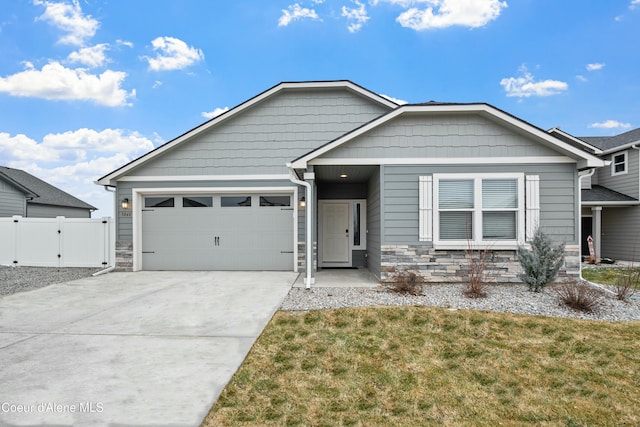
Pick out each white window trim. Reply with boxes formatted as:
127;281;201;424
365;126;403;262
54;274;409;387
432;173;525;250
611;151;628;176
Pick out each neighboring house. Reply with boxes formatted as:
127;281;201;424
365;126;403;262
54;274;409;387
571;128;640;262
96;80;604;282
0;166;96;218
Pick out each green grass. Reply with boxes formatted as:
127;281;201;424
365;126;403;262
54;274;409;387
201;306;640;426
582;266;640;286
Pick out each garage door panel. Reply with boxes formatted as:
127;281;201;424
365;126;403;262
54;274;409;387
141;194;294;271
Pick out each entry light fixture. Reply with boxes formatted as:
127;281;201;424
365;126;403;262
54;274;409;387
299;196;306;208
121;198;130;209
339;173;348;179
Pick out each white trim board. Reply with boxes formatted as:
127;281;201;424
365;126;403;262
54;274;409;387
308;156;576;166
118;174;291;182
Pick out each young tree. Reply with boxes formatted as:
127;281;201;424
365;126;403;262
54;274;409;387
517;228;565;292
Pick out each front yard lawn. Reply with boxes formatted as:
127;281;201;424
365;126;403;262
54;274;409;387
201;306;640;426
582;266;640;287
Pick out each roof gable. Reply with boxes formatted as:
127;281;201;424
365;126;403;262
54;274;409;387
291;103;605;170
96;80;397;186
0;166;96;210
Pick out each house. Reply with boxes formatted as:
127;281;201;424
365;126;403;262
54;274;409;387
568;128;639;262
0;166;96;218
96;80;604;283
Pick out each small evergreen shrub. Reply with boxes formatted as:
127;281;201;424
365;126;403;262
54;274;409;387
554;281;604;313
389;271;422;296
517;228;565;292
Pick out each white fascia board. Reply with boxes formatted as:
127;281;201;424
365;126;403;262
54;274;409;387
98;81;396;186
292;104;605;169
117;174;291;182
582;201;640;206
601;141;640;155
548;127;603;155
308;156;576;166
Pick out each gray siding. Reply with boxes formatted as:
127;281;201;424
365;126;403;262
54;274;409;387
26;204;91;218
382;164;578;246
322;114;564;159
129;89;390;177
0;180;26;216
601;206;640;262
597;148;639;199
116;179;299;242
367;168;381;280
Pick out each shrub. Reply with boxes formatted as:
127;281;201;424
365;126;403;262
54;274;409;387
615;267;640;301
517;228;565;292
554;281;604;313
389;270;422;296
464;246;490;298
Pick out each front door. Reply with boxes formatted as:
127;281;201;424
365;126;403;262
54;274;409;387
320;202;350;265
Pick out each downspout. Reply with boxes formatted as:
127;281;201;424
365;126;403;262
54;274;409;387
287;165;313;289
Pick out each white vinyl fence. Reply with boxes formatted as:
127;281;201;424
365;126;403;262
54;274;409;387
0;216;115;268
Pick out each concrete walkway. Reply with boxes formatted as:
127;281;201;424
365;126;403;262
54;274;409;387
0;271;297;427
293;267;380;288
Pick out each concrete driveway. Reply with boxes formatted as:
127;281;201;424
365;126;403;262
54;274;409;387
0;271;297;426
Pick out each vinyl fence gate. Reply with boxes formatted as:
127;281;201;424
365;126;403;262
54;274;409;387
0;216;115;268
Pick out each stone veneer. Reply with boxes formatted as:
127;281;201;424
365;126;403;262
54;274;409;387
380;244;581;284
297;241;318;273
115;241;133;272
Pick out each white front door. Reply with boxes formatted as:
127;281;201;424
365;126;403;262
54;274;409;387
321;202;350;264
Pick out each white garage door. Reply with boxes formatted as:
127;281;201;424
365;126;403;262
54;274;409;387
141;193;294;270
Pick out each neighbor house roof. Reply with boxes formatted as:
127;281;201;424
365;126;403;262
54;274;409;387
580;128;640;153
0;166;96;210
290;103;606;170
582;185;639;206
96;80;398;186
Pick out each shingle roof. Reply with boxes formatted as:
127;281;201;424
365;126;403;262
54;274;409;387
580;128;640;151
0;166;96;210
582;185;639;204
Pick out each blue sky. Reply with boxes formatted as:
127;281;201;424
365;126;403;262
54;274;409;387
1;0;639;217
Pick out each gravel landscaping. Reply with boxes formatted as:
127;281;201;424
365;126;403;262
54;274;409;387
281;283;640;322
3;266;638;322
0;266;103;296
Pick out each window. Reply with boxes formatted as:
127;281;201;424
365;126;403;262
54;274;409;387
259;196;290;207
221;196;252;207
144;197;174;208
424;173;527;249
183;196;212;207
611;151;627;176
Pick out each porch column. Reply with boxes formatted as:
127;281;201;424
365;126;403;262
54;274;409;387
591;206;602;259
303;171;316;284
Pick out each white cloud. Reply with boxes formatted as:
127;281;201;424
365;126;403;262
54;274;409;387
380;93;408;104
500;66;568;98
152;80;163;89
390;0;507;30
116;39;134;48
202;107;229;119
588;120;632;129
278;3;320;26
631;0;640;9
67;43;109;68
576;75;588;82
342;1;370;32
145;36;204;71
0;129;156;215
586;63;605;71
34;0;99;46
0;61;134;106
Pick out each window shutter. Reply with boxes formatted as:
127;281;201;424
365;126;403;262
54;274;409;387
525;175;540;241
419;176;433;241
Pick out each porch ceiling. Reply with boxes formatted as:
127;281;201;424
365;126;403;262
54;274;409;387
314;165;378;183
